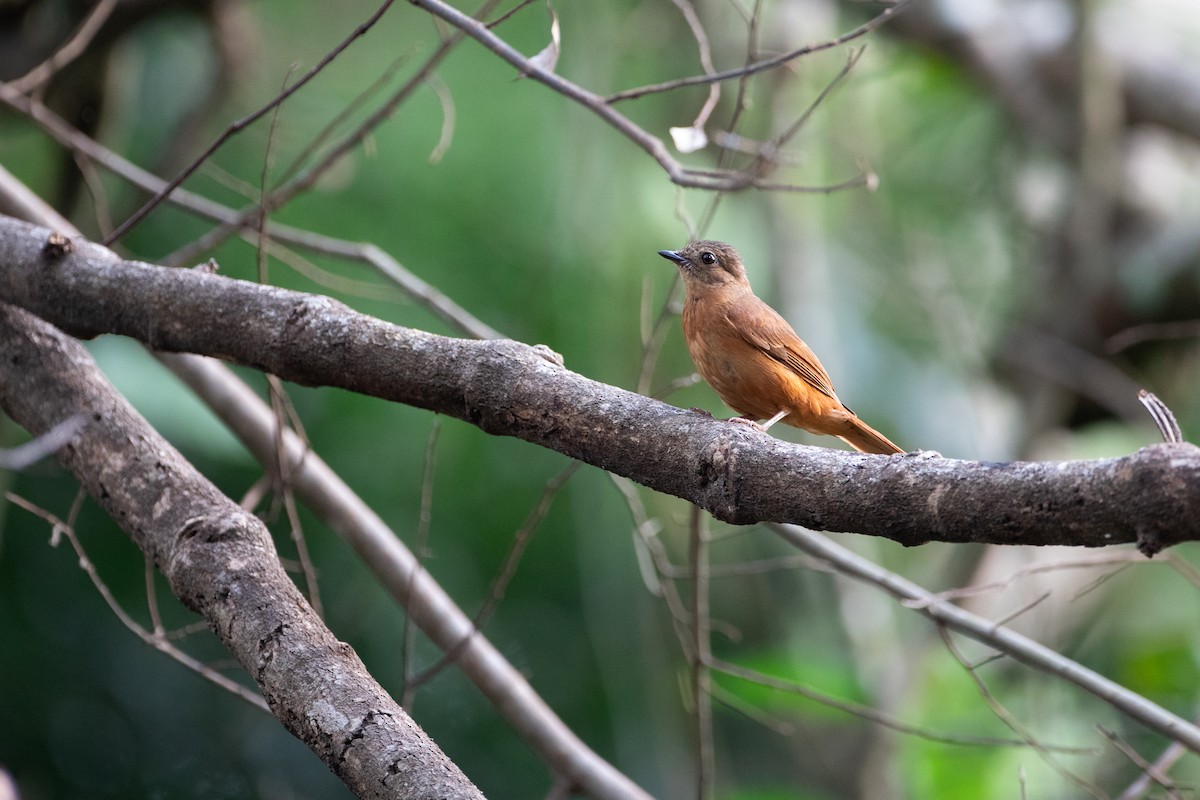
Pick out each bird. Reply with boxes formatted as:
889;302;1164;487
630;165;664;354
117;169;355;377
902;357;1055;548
658;240;903;455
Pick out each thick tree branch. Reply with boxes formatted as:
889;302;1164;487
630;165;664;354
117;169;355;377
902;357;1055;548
1;214;1197;553
0;306;481;798
157;352;654;800
0;178;649;800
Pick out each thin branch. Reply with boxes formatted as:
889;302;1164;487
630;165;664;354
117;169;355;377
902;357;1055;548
0;89;500;338
670;0;721;133
159;15;472;269
426;72;457;164
689;505;715;798
101;0;398;244
938;627;1106;798
902;551;1146;606
1098;726;1186;800
485;0;540;29
607;473;695;654
1115;739;1192;800
274;52;412;187
402;416;441;709
5;0;118;94
0;414;87;471
407;0;888;192
768;523;1200;754
6;491;270;712
406;460;581;691
764;47;865;159
1106;321;1200;353
605;0;913;103
708;656;1090;751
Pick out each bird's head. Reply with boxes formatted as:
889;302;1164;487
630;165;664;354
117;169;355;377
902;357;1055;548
657;241;749;289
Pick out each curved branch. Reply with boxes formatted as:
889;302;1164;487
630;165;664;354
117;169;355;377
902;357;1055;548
0;215;1196;553
0;301;482;799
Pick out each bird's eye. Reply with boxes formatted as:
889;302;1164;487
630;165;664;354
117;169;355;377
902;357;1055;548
700;251;717;265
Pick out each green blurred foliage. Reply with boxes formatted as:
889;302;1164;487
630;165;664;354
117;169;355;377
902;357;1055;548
2;1;1199;799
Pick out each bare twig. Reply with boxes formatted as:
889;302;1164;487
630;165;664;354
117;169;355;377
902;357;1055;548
274;52;412;186
6;491;270;712
406;460;581;691
1138;390;1184;444
605;0;913;103
426;73;457;164
101;0;398;244
764;47;865;160
689;505;715;798
0;89;500;338
902;551;1146;606
1098;726;1185;800
1115;739;1191;800
486;0;540;29
5;0;118;94
159;16;470;269
407;0;886;192
938;628;1105;798
768;523;1200;754
607;473;696;659
709;656;1091;751
669;0;721;133
402;416;441;709
0;414;87;471
1106;321;1200;353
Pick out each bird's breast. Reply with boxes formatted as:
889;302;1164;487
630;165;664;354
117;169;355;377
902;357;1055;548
682;293;836;424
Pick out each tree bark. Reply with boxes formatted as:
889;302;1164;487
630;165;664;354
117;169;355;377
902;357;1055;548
1;213;1197;554
0;299;482;798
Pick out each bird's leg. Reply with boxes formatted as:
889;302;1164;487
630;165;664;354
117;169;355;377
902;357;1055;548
759;409;790;431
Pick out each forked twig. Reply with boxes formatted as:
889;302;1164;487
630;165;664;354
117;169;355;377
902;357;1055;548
102;0;398;244
6;491;269;711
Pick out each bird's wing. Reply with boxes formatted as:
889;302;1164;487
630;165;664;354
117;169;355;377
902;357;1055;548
724;300;839;400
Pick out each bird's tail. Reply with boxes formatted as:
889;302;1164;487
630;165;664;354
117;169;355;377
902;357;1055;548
838;415;904;455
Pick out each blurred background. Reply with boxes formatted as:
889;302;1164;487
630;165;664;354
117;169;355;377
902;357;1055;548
2;0;1200;797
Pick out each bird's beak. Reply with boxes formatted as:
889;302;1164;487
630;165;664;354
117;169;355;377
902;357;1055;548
658;249;687;266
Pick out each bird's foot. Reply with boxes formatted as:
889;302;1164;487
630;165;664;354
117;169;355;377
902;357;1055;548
727;415;768;432
724;409;789;433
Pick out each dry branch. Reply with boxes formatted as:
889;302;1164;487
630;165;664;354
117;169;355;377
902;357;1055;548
1;214;1197;553
0;257;482;800
0;179;649;800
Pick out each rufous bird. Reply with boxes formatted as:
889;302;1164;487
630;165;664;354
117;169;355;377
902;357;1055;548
658;241;903;455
